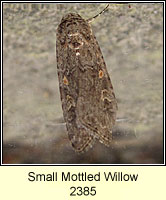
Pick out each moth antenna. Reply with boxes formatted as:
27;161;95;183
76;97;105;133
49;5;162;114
87;4;110;23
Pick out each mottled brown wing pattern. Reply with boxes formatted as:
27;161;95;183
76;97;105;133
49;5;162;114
56;13;117;153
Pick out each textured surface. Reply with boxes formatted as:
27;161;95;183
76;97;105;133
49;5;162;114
3;3;163;164
56;12;117;152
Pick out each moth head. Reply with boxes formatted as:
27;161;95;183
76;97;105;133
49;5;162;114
59;13;83;31
61;13;82;22
58;13;92;47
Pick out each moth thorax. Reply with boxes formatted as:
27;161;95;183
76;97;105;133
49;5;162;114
68;33;84;49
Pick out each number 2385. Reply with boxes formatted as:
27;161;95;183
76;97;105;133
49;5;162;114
70;186;96;196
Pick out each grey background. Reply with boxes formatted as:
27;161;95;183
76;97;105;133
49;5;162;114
3;3;163;164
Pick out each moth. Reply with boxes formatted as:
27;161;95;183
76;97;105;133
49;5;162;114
56;5;118;153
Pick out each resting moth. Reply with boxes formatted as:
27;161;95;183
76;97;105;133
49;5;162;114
56;5;118;153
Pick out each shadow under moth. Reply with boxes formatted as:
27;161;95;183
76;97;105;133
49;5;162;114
56;5;118;153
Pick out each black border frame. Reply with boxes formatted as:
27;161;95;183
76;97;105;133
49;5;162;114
1;1;165;166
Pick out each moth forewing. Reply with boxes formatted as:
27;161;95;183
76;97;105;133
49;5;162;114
56;6;117;153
